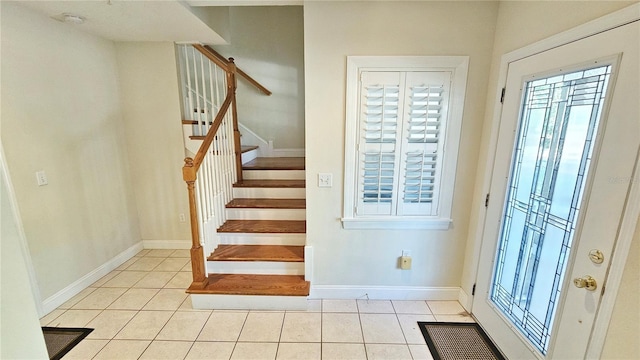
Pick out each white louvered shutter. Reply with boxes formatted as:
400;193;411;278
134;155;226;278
397;72;451;216
356;72;404;215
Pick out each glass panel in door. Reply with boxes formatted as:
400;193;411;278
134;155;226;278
490;65;612;355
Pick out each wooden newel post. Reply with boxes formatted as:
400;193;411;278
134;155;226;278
183;157;208;290
228;58;244;183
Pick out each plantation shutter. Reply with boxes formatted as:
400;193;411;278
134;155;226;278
356;72;404;215
397;72;451;216
355;71;451;217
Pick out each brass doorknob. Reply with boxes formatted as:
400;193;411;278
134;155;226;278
573;276;597;291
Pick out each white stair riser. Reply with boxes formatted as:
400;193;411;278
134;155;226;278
233;187;305;199
241;149;259;164
226;208;305;220
191;294;308;310
183;124;201;155
218;233;306;246
207;261;304;275
243;170;305;180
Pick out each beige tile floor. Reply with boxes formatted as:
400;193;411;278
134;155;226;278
40;249;474;360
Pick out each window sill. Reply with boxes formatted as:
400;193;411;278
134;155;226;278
341;217;452;230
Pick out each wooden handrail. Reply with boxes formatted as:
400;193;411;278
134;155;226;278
236;68;272;96
190;94;233;172
182;46;248;291
193;44;229;71
182;92;232;291
203;45;272;96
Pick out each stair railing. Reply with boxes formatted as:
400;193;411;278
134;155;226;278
178;44;270;290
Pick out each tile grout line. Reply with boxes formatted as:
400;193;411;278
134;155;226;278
185;310;215;360
355;301;369;360
133;252;176;359
228;309;250;359
92;253;174;359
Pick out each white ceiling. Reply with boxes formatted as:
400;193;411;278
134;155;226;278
187;0;302;6
16;0;227;43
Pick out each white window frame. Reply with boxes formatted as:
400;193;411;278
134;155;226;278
342;56;469;230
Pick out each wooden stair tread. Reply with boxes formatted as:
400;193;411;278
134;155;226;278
227;198;305;209
182;120;212;125
209;245;304;262
241;145;259;153
234;180;305;188
189;135;205;140
188;274;310;296
218;220;306;233
242;157;305;170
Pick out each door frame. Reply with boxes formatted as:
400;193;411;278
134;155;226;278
464;3;640;358
0;143;44;316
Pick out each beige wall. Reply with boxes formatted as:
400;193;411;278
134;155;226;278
213;6;305;150
304;1;498;288
460;0;638;357
115;42;191;244
1;160;49;359
1;3;141;299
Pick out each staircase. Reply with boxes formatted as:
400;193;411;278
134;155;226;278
187;157;310;310
178;44;308;310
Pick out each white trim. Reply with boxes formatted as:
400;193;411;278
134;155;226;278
190;294;308;310
309;285;462;301
206;261;304;275
506;5;640;64
304;245;313;282
458;288;471;312
142;240;191;249
243;170;305;180
219;233;305;246
239;122;270;157
341;217;451;230
241;147;258;164
237;123;305;158
0;144;44;316
343;56;468;229
464;3;640;312
226;208;306;221
41;242;143;314
587;147;640;359
272;148;305;157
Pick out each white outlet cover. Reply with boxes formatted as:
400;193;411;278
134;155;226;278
318;173;333;188
36;170;48;186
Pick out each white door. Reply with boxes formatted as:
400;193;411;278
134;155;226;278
473;20;639;359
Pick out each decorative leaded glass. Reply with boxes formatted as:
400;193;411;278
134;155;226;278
490;65;612;354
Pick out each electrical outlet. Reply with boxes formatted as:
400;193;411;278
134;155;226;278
36;170;48;186
400;255;412;270
318;173;333;188
179;213;186;223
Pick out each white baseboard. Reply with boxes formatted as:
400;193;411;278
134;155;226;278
41;241;144;314
142;240;191;249
309;285;462;300
191;294;308;310
458;288;471;312
272;148;305;157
